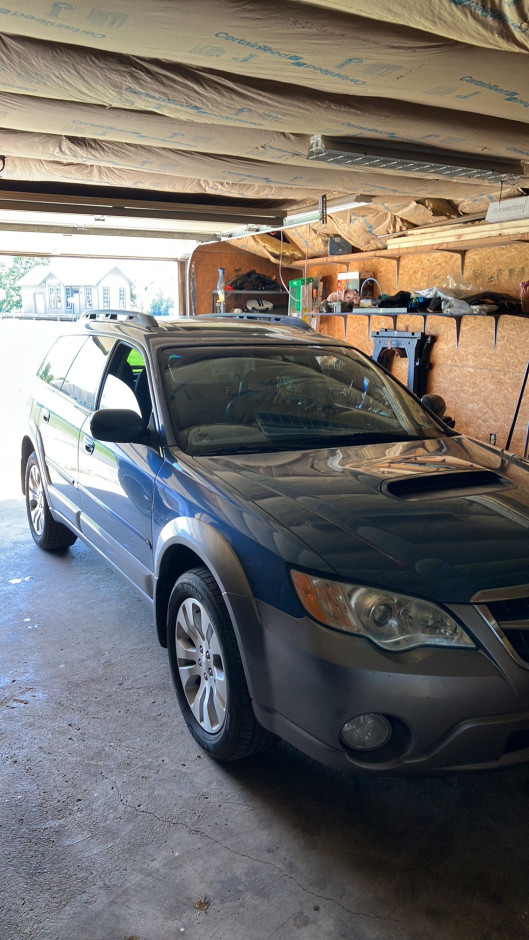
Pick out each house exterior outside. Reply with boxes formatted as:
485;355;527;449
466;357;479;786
17;261;136;319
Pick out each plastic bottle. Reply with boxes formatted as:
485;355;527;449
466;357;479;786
217;268;225;314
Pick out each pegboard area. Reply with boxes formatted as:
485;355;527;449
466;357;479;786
305;244;529;454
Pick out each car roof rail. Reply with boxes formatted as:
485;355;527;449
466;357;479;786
79;310;158;327
203;312;314;331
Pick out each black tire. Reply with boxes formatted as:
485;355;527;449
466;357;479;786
167;566;273;761
25;452;77;551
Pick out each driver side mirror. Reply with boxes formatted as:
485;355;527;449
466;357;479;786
90;408;155;445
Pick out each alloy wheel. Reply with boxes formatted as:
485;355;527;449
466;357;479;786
175;597;227;734
28;463;45;537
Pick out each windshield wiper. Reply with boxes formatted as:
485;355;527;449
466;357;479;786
190;431;435;457
261;430;427;446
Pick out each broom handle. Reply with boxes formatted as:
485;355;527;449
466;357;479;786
505;360;529;451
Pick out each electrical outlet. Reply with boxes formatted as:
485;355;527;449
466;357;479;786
489;433;497;446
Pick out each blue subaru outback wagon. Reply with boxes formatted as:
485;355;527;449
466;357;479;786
21;311;529;773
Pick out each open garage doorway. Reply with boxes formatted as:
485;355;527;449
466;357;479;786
0;255;183;321
0;253;184;499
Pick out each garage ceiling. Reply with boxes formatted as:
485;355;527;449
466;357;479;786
0;0;528;251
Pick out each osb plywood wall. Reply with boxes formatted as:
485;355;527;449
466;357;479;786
305;245;529;455
191;241;298;316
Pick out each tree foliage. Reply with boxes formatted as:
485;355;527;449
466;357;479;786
0;256;47;312
148;290;172;318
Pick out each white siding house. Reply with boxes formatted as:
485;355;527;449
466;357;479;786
17;261;136;319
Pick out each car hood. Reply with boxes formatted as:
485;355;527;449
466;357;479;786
200;436;529;603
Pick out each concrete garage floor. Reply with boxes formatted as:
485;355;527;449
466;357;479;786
2;321;529;940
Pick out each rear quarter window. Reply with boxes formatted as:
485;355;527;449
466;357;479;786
37;335;88;390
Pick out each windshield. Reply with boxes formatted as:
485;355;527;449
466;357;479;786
160;344;446;456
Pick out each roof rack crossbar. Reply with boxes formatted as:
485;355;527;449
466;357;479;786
79;309;158;327
203;313;314;331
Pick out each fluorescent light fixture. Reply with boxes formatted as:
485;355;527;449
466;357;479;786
282;208;320;225
307;135;522;183
283;196;372;227
326;196;372;213
336;271;359;282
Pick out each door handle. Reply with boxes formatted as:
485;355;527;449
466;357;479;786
42;409;50;422
83;435;95;455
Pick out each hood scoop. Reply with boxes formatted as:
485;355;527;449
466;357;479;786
383;469;513;501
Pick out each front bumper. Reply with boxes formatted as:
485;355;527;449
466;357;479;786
246;599;529;774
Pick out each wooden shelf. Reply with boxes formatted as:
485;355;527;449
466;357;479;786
289;250;400;269
288;218;529;267
211;288;288;312
385;217;529;249
314;306;529;350
212;290;288;295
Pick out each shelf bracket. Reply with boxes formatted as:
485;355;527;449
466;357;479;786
450;249;466;276
493;314;501;349
454;315;463;349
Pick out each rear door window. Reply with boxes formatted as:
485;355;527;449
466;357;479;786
37;335;88;390
61;335;115;409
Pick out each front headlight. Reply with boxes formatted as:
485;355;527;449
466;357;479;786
291;571;475;651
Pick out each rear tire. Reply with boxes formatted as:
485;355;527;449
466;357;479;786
167;566;273;761
25;452;77;551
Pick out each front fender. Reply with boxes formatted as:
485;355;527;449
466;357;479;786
154;517;270;703
155;515;258;599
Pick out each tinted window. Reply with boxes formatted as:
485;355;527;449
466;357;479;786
161;344;445;456
37;335;87;390
61;335;114;409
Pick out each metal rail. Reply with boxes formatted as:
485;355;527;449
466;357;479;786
79;310;158;327
202;313;314;331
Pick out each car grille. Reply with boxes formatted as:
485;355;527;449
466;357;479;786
484;596;529;667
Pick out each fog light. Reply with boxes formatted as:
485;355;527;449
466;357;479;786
341;713;392;751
